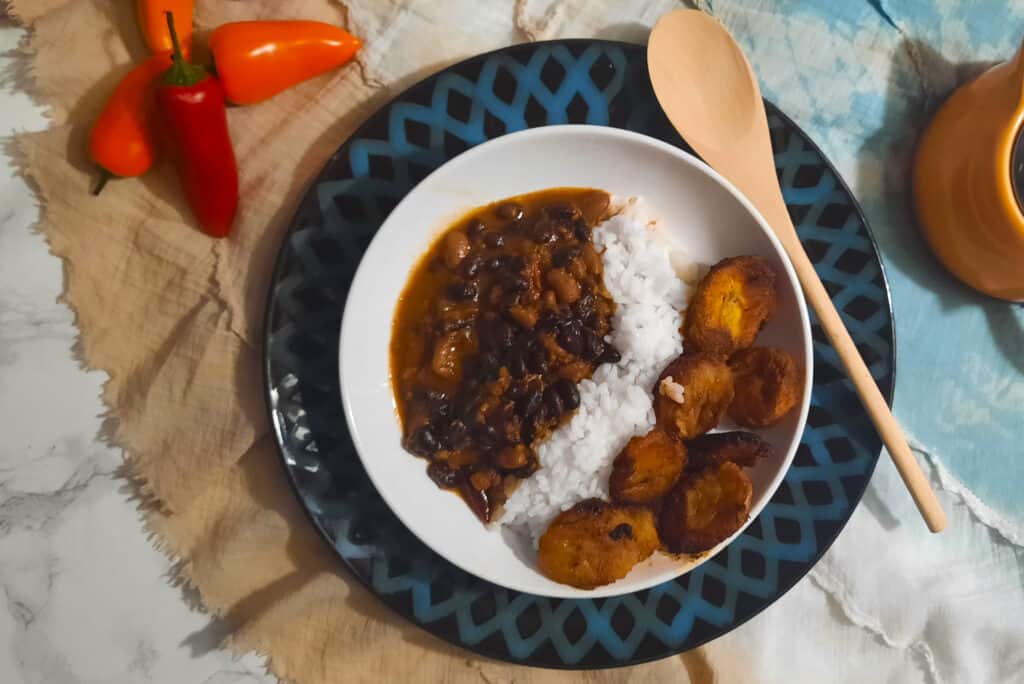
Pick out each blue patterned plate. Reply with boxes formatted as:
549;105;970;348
264;40;894;668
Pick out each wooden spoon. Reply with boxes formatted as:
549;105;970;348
648;9;947;532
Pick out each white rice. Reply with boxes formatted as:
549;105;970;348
499;197;691;544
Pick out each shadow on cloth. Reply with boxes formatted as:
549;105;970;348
178;436;468;661
175;55;509;664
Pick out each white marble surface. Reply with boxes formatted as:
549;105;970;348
0;20;274;684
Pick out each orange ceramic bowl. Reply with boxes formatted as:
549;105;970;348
913;41;1024;302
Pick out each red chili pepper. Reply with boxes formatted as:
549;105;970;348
156;12;238;237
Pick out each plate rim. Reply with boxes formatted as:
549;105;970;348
261;37;897;668
337;123;814;598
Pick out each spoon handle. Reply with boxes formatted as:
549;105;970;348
778;228;948;532
645;7;945;531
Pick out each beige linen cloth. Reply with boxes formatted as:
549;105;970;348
8;0;728;681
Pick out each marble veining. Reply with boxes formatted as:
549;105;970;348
0;20;275;684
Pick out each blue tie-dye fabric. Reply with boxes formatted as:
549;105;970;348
711;0;1024;527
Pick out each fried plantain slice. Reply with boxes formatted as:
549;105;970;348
683;256;777;358
728;347;803;428
537;499;660;589
686;431;775;472
654;353;735;440
610;429;687;504
658;462;753;554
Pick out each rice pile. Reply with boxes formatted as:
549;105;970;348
499;198;691;544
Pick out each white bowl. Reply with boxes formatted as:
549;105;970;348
340;125;812;599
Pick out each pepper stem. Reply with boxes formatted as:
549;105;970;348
160;12;206;87
91;169;111;197
165;11;186;65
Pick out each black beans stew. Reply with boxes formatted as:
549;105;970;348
390;188;618;522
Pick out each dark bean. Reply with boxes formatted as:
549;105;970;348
582;329;605;362
506;274;529;292
412;426;439;455
423;388;450;403
427;462;463;489
496;202;524;221
557;321;583;355
476;422;501;449
544;387;564;419
525;393;545;420
573;219;591;242
466;218;487;238
508;350;527;378
494;321;514;350
435;427;453;450
481;319;513;350
537;312;559;331
532;227;557;244
447;280;478;301
520;420;536;445
597;345;621;365
545;203;581;222
430;401;453;422
482;231;505;248
527;410;549;439
478;349;500;370
512;332;532;352
609;523;633;540
527;345;548;374
584;312;601;330
519;390;543;419
443;419;469;449
572;293;595;319
554;378;580;410
509;255;527;271
473;351;500;380
502;294;524;313
494;407;522;445
461;254;485;278
553;246;581;267
485;256;506;271
453;395;478;419
503;419;523;444
505;383;525;401
482;362;501;381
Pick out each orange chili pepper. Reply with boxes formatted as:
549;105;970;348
209;21;361;105
88;51;173;192
137;0;192;55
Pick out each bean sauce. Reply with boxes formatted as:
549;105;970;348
390;188;616;522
